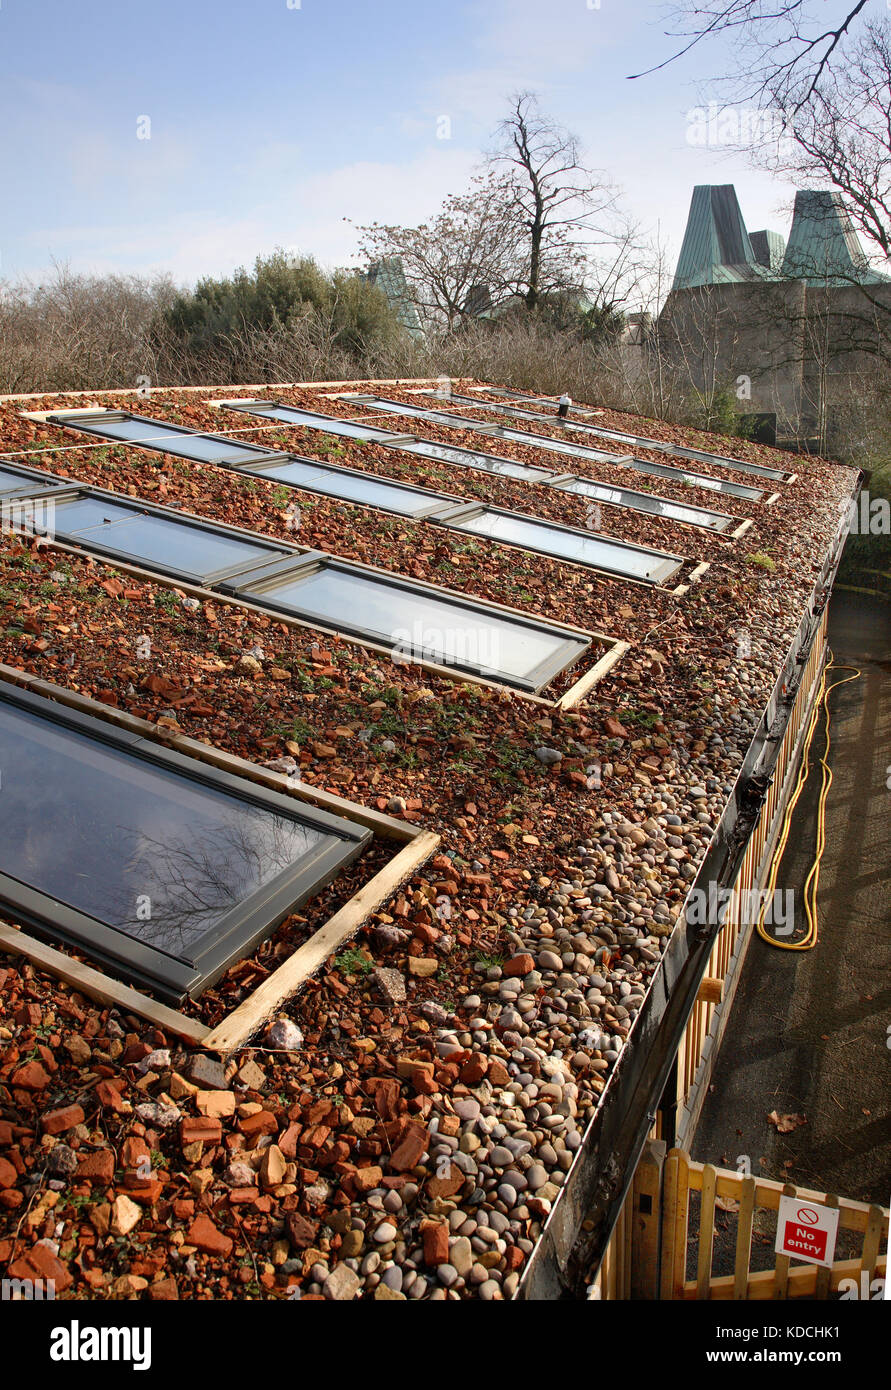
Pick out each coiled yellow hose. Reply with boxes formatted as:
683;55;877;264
756;651;861;951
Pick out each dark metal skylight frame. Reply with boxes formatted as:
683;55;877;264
44;407;458;520
234;454;461;519
336;396;766;501
47;409;288;468
219;553;591;695
432;502;686;585
382;436;557;484
461;389;795;483
30;485;295;587
551;476;737;532
0;682;370;1004
0;459;71;499
218;399;408;443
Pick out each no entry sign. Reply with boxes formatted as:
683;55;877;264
775;1195;840;1268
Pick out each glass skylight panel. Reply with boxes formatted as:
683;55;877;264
390;438;554;483
245;458;453;517
553;476;735;531
0;685;370;1002
348;397;764;495
457;392;792;482
221;401;400;442
443;508;684;584
0;463;66;497
48;411;283;467
229;560;589;694
492;427;765;500
45;494;291;584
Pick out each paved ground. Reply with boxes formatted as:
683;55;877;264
692;590;890;1267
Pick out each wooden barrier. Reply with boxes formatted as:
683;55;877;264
589;1143;888;1301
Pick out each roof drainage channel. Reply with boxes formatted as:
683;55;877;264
433;503;685;585
6;465;593;697
459;390;794;483
343;396;765;501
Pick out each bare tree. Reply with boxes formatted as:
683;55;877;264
488;92;618;310
355;174;526;330
638;0;871;106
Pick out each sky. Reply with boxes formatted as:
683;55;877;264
0;0;805;300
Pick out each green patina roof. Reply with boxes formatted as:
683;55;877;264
673;184;888;292
364;257;425;336
781;190;889;286
749;229;786;275
672;185;770;291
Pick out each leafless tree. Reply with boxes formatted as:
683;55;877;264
355;174;526;330
488;91;619;310
638;0;871;106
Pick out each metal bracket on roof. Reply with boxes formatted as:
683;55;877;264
210;452;287;468
427;501;486;526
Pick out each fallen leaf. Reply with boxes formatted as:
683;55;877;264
767;1110;807;1133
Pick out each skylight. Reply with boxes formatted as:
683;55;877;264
223;556;590;694
0;462;68;497
463;390;794;483
339;396;766;500
552;476;736;531
386;437;555;483
239;456;457;518
435;505;685;584
219;400;402;442
0;684;370;1003
44;491;292;585
48;410;286;468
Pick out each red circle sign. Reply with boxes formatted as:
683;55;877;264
796;1206;820;1225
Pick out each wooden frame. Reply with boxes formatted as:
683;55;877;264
8;522;626;711
0;665;439;1053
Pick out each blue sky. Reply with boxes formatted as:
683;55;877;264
0;0;802;299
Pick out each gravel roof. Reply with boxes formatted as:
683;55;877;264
0;380;859;1301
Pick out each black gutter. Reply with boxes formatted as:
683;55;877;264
516;489;859;1300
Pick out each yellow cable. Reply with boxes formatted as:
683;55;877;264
756;650;860;950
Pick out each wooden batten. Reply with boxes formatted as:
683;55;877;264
0;921;210;1045
200;829;440;1054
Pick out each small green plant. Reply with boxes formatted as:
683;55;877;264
334;946;372;976
473;951;505;970
746;551;777;571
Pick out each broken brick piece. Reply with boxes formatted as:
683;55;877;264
186;1214;233;1257
40;1105;85;1136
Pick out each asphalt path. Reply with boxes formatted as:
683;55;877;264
692;590;890;1270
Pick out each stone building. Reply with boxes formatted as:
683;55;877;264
657;185;891;446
